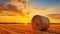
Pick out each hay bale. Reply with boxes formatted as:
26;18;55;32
31;15;50;31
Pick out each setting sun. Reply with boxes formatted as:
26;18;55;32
0;0;60;23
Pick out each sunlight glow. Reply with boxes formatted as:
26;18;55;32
0;0;60;23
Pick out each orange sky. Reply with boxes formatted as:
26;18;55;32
0;0;60;23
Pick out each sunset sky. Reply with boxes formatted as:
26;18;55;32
0;0;60;23
0;0;60;8
0;0;60;14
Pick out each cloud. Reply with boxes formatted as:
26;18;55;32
47;14;60;19
0;4;22;16
37;7;60;16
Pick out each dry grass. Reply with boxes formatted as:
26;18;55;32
0;23;60;34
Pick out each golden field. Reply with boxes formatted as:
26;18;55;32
0;23;60;34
